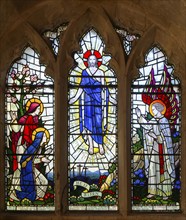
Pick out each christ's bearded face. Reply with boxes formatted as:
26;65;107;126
88;55;97;67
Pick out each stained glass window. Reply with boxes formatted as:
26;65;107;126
68;29;118;211
131;46;181;211
44;23;68;55
5;47;55;211
115;28;139;55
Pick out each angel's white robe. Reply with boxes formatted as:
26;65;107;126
138;115;175;197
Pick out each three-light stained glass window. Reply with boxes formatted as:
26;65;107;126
4;28;182;214
68;29;118;211
131;46;181;211
5;47;55;211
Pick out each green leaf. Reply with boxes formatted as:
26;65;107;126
146;112;153;121
33;200;45;205
137;127;143;140
133;141;143;154
108;163;116;173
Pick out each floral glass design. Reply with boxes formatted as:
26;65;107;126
131;46;181;211
44;23;68;55
115;28;139;55
68;29;118;211
5;47;55;211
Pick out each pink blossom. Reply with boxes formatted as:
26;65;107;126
22;65;30;76
30;74;38;82
11;70;16;80
11;97;17;103
25;87;30;92
12;83;20;91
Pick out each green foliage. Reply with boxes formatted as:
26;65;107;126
90;184;98;190
133;185;147;201
136;127;143;141
172;188;180;202
103;195;116;205
172;136;180;143
21;198;32;206
146;112;153;121
132;127;144;154
6;147;13;155
77;196;85;202
47;185;54;194
9;200;20;206
77;199;103;205
33;200;45;205
141;196;178;205
110;183;117;193
38;118;44;127
108;163;116;173
69;196;77;203
132;141;143;154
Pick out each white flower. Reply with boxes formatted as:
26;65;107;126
132;133;140;144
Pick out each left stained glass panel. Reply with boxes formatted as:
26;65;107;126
5;47;55;211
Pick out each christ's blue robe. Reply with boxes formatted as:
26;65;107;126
79;69;109;144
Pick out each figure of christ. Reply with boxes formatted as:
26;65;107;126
69;54;115;155
136;100;175;200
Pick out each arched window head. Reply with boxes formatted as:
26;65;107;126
131;46;181;211
5;47;55;211
68;29;118;211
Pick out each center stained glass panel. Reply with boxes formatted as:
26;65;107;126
68;29;118;210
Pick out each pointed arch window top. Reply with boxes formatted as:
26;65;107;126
7;47;54;86
135;47;180;86
73;29;115;74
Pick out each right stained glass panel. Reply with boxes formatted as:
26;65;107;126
131;46;181;211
